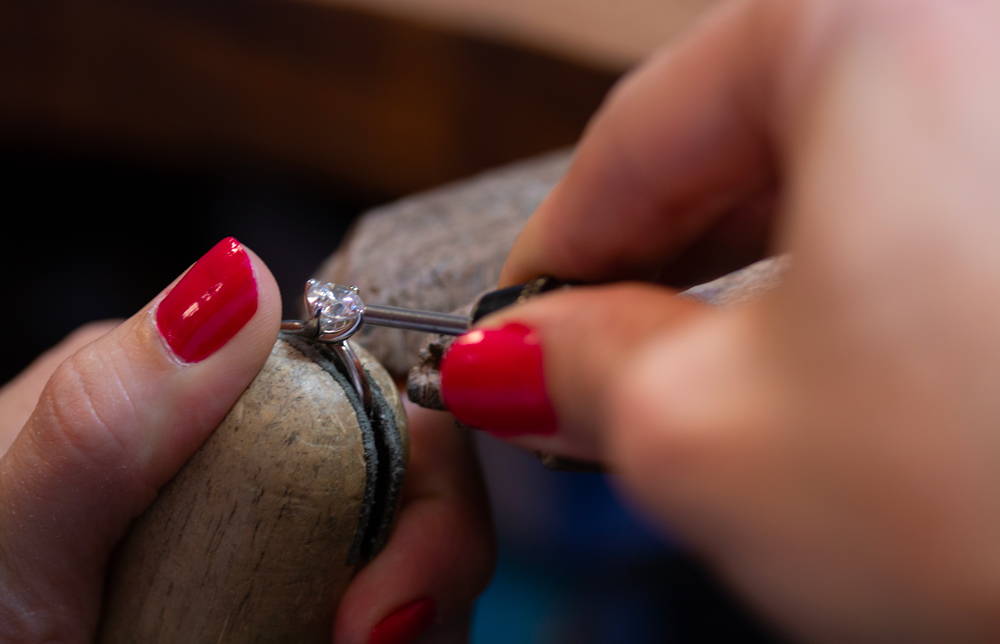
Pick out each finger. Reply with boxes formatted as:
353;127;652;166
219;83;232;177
435;280;784;540
604;8;1000;642
500;0;776;287
440;284;714;462
0;320;120;455
605;300;780;546
0;237;280;639
333;399;495;644
436;283;785;607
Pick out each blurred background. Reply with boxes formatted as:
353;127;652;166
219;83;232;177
1;0;784;641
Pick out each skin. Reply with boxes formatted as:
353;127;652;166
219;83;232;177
488;0;1000;641
0;249;493;643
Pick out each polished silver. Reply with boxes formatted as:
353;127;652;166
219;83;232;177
361;303;468;336
328;340;372;413
281;279;469;410
281;279;468;342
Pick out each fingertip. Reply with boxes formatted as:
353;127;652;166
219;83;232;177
332;404;494;644
441;322;558;440
241;243;281;326
334;498;493;644
0;238;289;639
234;242;283;354
9;235;285;523
441;284;707;461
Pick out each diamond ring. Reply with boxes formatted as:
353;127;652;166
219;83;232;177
281;279;468;343
281;279;470;410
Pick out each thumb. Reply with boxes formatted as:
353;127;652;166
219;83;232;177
0;237;280;639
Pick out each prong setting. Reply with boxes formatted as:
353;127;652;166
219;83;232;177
302;280;367;342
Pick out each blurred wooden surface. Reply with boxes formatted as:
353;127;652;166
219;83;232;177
0;0;715;196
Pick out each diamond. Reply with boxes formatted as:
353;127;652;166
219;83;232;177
304;281;365;336
304;279;332;313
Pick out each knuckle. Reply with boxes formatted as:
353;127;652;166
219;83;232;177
33;345;138;470
0;572;76;644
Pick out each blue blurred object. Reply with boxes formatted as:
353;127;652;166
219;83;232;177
470;436;784;644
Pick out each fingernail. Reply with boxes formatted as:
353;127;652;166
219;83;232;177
440;322;558;437
155;237;258;362
368;598;435;644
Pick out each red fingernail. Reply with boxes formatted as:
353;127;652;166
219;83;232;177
155;237;258;363
368;598;435;644
440;322;558;437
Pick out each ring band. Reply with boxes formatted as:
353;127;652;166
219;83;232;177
281;279;468;407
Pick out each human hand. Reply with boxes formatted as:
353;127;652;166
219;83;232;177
333;399;494;644
0;238;492;643
439;1;1000;641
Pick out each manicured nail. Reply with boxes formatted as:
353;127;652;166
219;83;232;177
440;322;558;437
368;598;435;644
155;237;258;362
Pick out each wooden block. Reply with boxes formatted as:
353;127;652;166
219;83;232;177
99;336;406;643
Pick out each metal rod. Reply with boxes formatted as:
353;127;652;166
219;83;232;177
362;304;469;336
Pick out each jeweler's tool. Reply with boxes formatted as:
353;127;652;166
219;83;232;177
281;277;566;343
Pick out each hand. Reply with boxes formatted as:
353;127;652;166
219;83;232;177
439;1;1000;641
333;399;494;644
0;238;492;643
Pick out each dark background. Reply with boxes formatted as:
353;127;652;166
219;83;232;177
1;145;368;382
0;0;617;380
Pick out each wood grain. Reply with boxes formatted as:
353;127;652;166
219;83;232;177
99;338;406;643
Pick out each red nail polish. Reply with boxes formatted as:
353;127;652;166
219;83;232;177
155;237;258;363
368;598;435;644
440;322;558;437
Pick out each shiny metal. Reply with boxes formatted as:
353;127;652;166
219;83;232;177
328;341;372;413
279;318;314;334
362;304;468;336
280;282;469;342
281;279;469;408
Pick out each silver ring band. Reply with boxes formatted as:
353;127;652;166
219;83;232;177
281;279;468;407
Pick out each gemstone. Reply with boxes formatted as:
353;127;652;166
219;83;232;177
305;280;365;336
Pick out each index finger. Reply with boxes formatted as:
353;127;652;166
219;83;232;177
332;399;494;644
500;0;775;287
